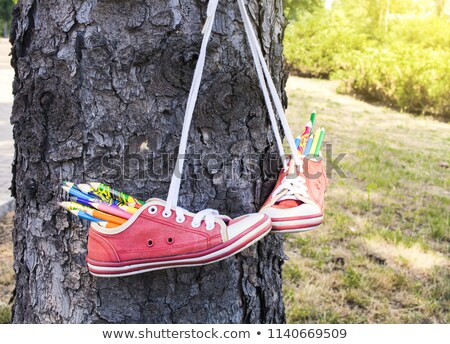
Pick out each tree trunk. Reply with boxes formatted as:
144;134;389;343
10;0;288;324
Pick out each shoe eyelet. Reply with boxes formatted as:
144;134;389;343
162;210;172;218
191;221;201;228
167;237;174;245
148;206;158;215
206;223;215;231
147;239;154;247
176;216;185;223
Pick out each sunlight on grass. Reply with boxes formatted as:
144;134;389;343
364;239;449;275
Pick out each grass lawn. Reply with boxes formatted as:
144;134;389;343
283;77;449;323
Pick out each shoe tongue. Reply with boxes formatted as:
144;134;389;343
274;199;303;209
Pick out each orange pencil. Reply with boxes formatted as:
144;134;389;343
60;202;126;225
86;208;126;225
97;221;120;229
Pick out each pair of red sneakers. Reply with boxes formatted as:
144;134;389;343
86;157;327;277
84;0;328;277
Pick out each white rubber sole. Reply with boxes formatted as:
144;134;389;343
272;216;323;233
273;225;321;234
88;217;272;277
272;216;323;228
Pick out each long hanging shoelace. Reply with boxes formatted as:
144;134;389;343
236;0;301;167
164;0;303;216
237;0;307;203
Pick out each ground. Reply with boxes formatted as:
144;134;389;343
0;212;13;323
0;76;448;323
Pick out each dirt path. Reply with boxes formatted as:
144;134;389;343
0;212;13;323
286;77;449;153
0;38;14;216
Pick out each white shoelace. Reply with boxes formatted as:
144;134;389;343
165;0;303;220
237;0;306;203
164;0;219;215
170;207;219;230
272;175;309;202
237;0;301;168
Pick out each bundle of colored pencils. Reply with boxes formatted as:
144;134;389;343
294;111;325;156
60;181;145;228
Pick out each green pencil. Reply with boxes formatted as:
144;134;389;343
313;128;325;156
309;128;321;156
310;111;316;128
90;182;145;209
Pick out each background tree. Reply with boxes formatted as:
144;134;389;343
0;0;15;37
10;0;288;323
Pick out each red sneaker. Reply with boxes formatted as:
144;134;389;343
260;157;328;233
86;199;272;277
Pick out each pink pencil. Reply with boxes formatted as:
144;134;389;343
90;202;133;220
298;121;312;154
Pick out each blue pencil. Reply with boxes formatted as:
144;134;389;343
70;197;93;208
67;209;102;222
294;135;301;149
62;186;99;203
303;136;314;156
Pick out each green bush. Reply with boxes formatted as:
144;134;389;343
284;7;450;120
340;45;450;118
284;10;372;78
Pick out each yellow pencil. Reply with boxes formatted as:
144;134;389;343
117;204;138;214
309;129;321;155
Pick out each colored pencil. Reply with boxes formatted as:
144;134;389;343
309;129;321;156
67;208;117;228
90;202;132;219
60;202;126;225
313;128;325;156
303;136;314;156
63;181;102;199
90;182;144;209
62;186;99;203
67;209;102;223
77;183;116;204
310;111;316;128
116;203;138;214
294;135;301;149
97;221;120;229
70;197;133;219
298;121;312;154
84;207;126;225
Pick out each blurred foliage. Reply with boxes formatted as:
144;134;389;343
284;0;323;20
0;0;16;37
0;0;15;22
284;0;450;119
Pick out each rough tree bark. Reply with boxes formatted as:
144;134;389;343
10;0;288;323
